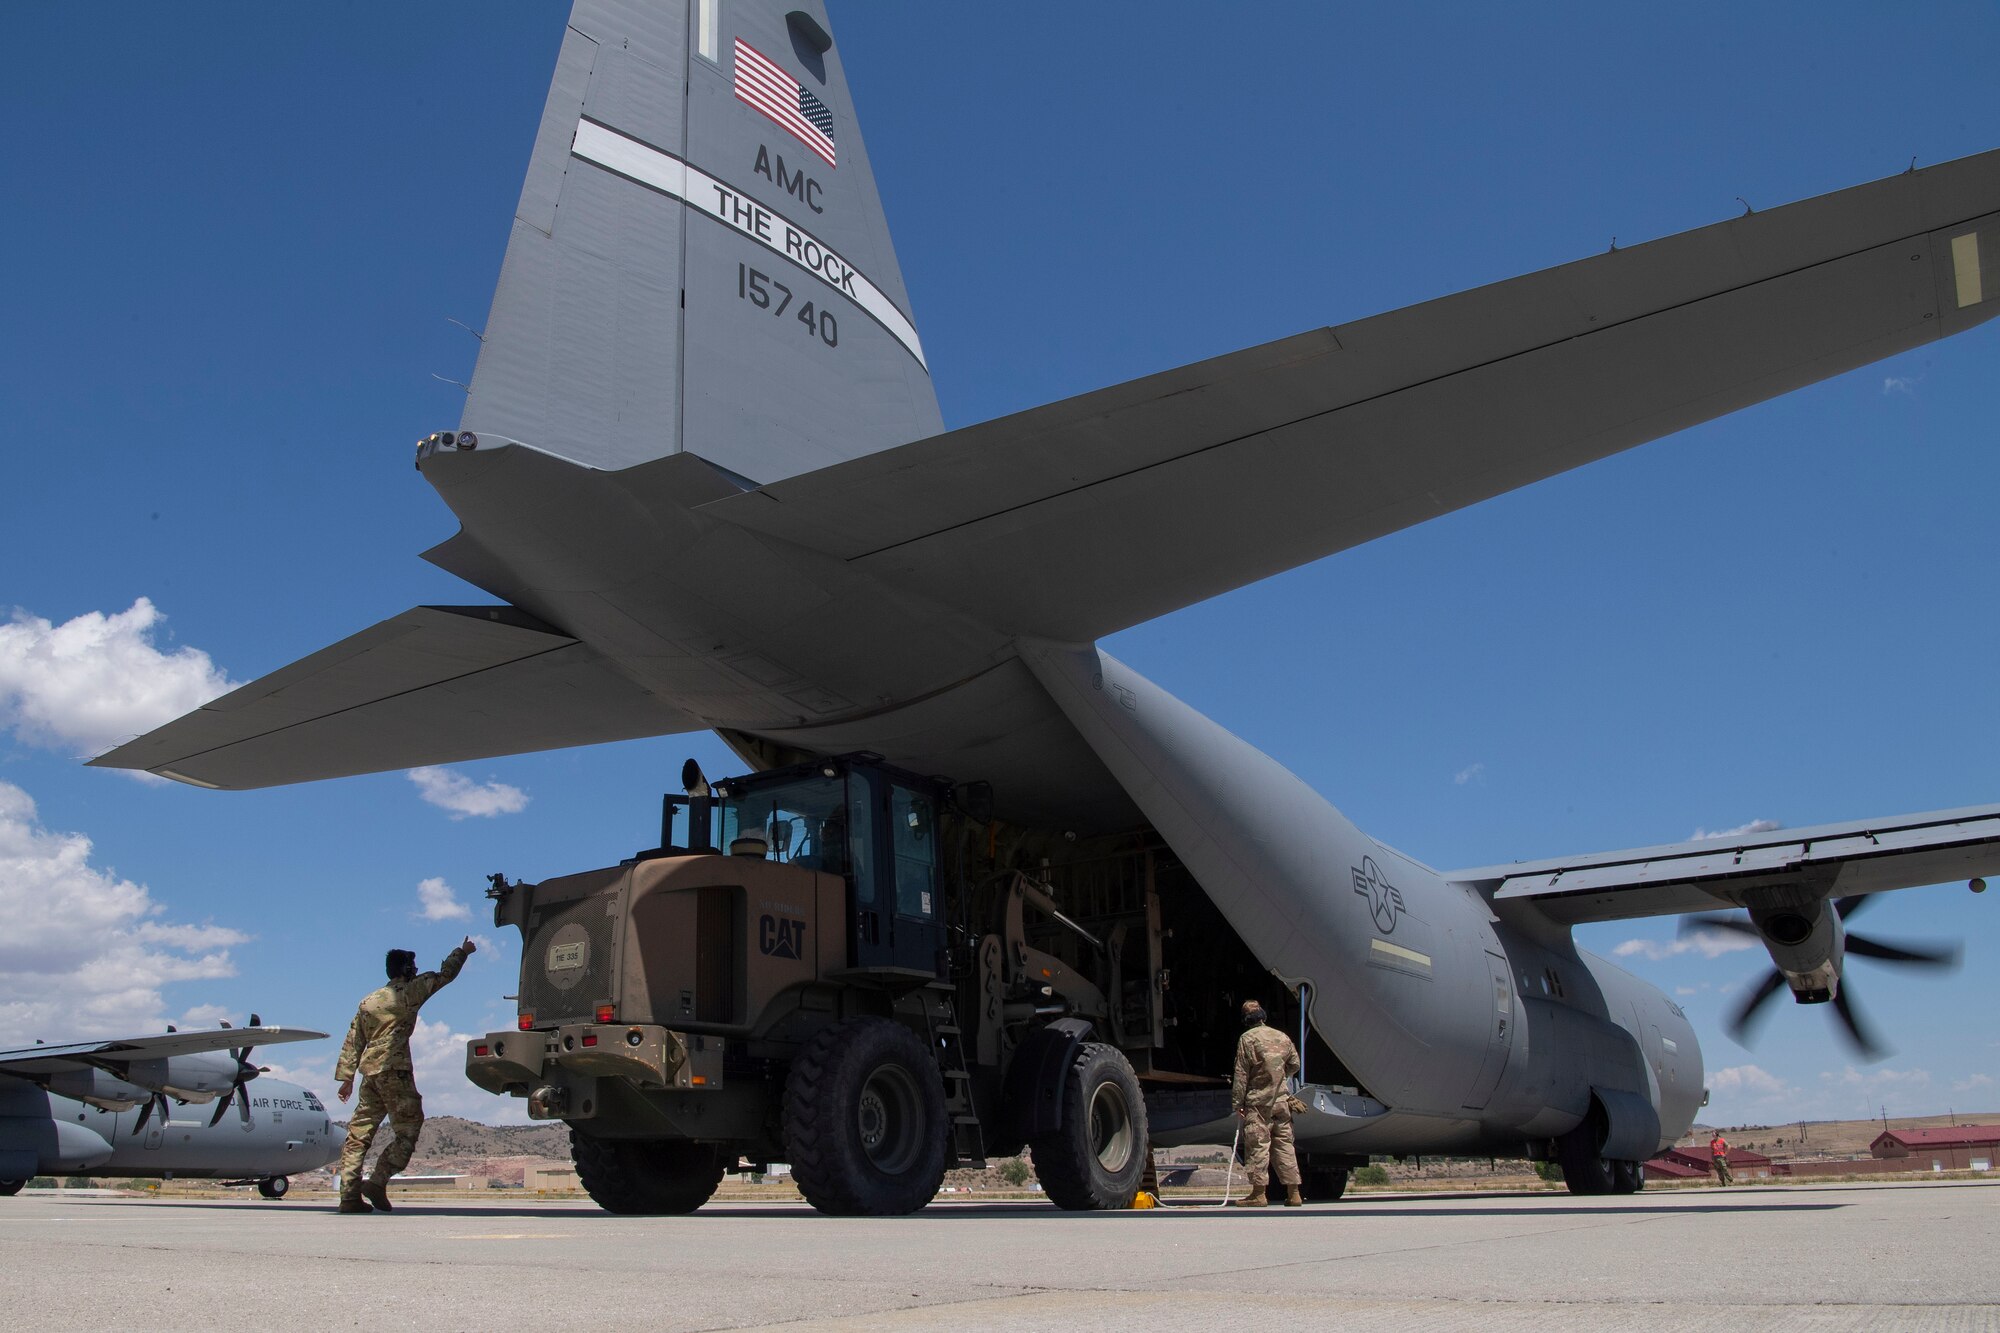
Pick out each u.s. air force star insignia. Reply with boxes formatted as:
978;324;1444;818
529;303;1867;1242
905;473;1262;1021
1352;856;1406;933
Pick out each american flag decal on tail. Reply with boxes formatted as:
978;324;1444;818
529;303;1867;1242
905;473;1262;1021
734;39;836;168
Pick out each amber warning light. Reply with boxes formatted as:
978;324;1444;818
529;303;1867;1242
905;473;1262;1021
517;1014;534;1031
595;1004;616;1023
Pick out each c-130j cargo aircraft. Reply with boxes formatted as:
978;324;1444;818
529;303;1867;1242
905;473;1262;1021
100;2;2000;1211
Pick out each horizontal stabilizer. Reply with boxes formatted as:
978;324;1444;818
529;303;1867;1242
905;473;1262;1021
704;149;2000;641
1449;804;2000;925
89;606;698;789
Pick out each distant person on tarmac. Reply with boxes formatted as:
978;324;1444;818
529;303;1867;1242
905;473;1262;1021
1710;1132;1733;1185
333;938;474;1214
1231;999;1303;1207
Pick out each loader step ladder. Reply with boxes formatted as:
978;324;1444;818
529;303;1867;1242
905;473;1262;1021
923;984;986;1167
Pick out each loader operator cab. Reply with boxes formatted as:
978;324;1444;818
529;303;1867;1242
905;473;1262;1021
698;757;945;978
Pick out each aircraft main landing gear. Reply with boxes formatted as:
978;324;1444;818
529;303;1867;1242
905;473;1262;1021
258;1176;289;1199
1556;1103;1644;1195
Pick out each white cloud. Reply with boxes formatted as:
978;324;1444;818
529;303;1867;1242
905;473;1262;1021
1950;1074;1994;1095
0;599;238;760
1708;1064;1795;1101
1690;818;1781;841
1453;763;1485;786
178;1003;237;1029
408;766;528;819
1821;1065;1932;1091
0;780;250;1044
1883;375;1916;395
415;876;472;922
1614;929;1757;961
1818;1065;1936;1115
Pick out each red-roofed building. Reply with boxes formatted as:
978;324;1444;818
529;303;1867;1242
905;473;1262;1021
1870;1126;2000;1172
1642;1155;1709;1182
1645;1144;1773;1181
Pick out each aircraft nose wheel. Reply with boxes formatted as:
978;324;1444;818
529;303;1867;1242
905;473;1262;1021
257;1176;289;1199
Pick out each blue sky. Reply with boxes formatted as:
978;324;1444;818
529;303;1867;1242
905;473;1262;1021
2;2;1995;1131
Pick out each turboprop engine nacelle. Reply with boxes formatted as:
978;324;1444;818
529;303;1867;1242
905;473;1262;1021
42;1067;157;1110
1749;902;1845;1003
111;1053;238;1102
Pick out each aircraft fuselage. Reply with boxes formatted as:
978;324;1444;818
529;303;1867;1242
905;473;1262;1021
0;1076;337;1182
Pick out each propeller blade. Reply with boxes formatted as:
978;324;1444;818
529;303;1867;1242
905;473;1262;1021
234;1016;262;1074
1830;986;1885;1060
1680;913;1760;939
1725;969;1790;1044
1845;934;1961;968
133;1092;165;1134
235;1084;251;1124
208;1092;234;1128
1833;894;1876;921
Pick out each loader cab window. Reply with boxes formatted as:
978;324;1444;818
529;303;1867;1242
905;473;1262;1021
845;768;944;976
890;786;936;921
720;776;848;874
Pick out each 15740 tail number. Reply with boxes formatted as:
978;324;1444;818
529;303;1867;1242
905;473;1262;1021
738;264;839;347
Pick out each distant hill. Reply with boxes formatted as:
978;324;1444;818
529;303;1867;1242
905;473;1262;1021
1685;1111;2000;1160
325;1115;573;1183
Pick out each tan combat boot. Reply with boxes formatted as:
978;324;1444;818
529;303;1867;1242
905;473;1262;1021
1232;1186;1268;1208
361;1179;393;1213
1283;1184;1304;1207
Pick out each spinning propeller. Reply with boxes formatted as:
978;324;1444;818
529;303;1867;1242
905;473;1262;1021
132;1090;171;1134
1681;896;1959;1059
206;1013;267;1128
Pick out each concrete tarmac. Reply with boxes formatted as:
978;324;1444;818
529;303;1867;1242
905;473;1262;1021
2;1181;1997;1330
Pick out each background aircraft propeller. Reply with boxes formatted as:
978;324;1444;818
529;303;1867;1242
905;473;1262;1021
132;1090;171;1134
1680;896;1959;1060
206;1014;265;1128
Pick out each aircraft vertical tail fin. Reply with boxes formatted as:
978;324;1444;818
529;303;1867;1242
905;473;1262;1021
462;0;942;481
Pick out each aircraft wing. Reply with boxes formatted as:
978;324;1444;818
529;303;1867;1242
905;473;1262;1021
90;605;700;789
1446;804;2000;926
704;150;2000;642
0;1026;328;1078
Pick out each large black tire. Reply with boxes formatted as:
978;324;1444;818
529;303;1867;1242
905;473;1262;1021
0;1179;22;1197
1556;1104;1614;1195
1610;1158;1644;1194
1300;1161;1349;1202
258;1176;289;1199
783;1017;948;1216
569;1129;726;1214
1029;1042;1148;1211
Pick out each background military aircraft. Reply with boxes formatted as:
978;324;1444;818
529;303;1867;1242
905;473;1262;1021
86;1;2000;1191
0;1025;334;1197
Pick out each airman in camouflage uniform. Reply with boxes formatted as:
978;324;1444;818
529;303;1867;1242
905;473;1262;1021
1231;998;1302;1207
334;938;473;1213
